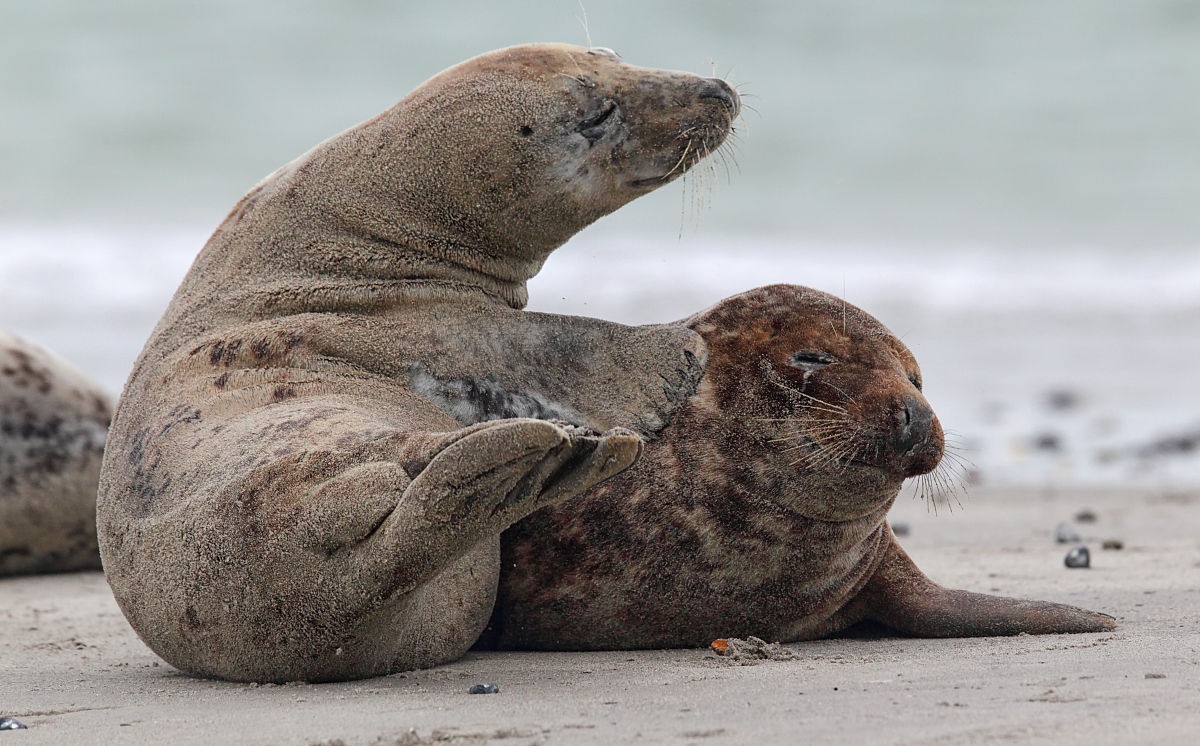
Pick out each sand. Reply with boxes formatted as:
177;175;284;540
3;485;1198;745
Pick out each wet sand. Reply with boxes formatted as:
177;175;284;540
3;485;1198;745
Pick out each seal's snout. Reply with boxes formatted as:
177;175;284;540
699;78;740;117
890;394;943;476
892;394;934;455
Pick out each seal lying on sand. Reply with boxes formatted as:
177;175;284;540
98;44;739;683
490;285;1116;649
1;331;111;576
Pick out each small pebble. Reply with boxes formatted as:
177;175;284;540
1033;432;1062;452
1055;522;1081;544
1064;546;1091;569
0;718;28;730
1074;509;1097;524
1045;389;1081;411
1101;539;1124;550
890;521;910;537
468;683;500;695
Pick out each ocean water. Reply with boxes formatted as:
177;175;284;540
2;1;1198;488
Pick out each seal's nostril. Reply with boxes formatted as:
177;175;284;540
892;395;932;454
699;78;740;115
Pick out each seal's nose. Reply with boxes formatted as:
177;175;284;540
699;78;740;117
891;394;934;456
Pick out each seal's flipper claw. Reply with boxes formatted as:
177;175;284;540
858;540;1117;637
401;420;642;531
534;427;643;506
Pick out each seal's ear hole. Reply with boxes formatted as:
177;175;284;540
519;125;534;137
789;351;836;372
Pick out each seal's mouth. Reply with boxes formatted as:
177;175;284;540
627;119;736;189
629;174;671;188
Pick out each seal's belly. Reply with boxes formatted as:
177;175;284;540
493;487;893;650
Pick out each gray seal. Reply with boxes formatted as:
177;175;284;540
97;43;739;683
491;285;1117;649
2;330;111;575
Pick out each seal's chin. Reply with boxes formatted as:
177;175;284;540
899;440;945;479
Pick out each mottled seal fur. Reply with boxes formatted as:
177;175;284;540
490;285;1116;649
97;43;739;683
1;331;111;575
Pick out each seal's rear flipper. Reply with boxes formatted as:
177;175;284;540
349;419;642;596
856;540;1118;637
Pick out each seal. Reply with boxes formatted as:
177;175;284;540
1;330;111;576
490;285;1117;650
97;43;739;683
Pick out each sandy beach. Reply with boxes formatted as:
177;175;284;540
3;6;1198;744
3;484;1197;745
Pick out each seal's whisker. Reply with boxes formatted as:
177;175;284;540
909;455;969;516
576;1;593;49
795;404;852;420
665;138;696;179
939;449;977;472
737;100;763;118
820;380;858;405
770;380;851;413
941;447;973;468
804;434;860;470
932;470;955;513
799;420;856;438
799;427;856;442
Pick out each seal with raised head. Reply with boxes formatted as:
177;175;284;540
97;43;739;683
2;330;111;576
490;284;1116;650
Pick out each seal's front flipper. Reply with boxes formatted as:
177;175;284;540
856;540;1117;637
403;306;708;439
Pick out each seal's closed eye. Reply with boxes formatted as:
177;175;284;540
579;102;618;142
788;351;836;372
908;373;922;391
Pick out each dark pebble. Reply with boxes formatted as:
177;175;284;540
468;683;500;695
1033;432;1062;452
1064;546;1091;569
1055;522;1081;544
1045;389;1082;411
890;521;910;537
0;718;27;730
1074;509;1097;523
1132;429;1200;459
1102;539;1125;550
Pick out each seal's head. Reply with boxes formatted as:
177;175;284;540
388;43;741;251
192;43;741;320
687;284;944;522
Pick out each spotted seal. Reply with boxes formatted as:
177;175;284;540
1;331;111;576
490;285;1116;649
97;43;739;682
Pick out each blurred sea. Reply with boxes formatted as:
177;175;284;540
2;0;1198;489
